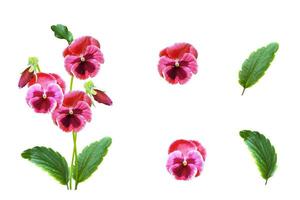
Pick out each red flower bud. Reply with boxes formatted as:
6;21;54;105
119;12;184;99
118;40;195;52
18;67;35;88
93;89;112;106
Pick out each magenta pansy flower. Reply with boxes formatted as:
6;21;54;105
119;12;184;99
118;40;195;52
52;91;92;132
158;43;198;84
64;36;104;80
26;73;64;113
166;139;206;180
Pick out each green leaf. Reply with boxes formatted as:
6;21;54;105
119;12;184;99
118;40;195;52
22;146;69;186
240;130;277;185
239;42;279;95
51;24;73;44
73;137;112;186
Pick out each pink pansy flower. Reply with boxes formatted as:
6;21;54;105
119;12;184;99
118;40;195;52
64;36;104;80
166;139;206;180
26;73;64;113
158;43;198;84
52;91;92;132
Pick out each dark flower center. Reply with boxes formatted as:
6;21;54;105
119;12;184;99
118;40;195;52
166;67;188;81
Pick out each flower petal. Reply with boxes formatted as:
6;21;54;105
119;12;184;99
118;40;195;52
63;91;92;107
51;106;69;125
46;83;63;108
186;150;204;177
168;139;197;155
28;96;57;113
169;163;197;180
84;45;104;64
177;67;192;84
28;73;56;89
186;150;204;170
85;59;100;77
26;84;43;104
71;60;100;80
162;66;192;84
158;56;174;77
56;113;86;132
161;43;198;59
64;55;80;75
166;150;184;171
63;36;100;57
93;89;113;106
73;101;92;122
49;73;66;94
190;140;206;161
180;53;198;74
18;67;35;88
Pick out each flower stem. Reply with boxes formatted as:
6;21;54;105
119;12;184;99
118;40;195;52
69;131;78;190
36;64;41;73
73;132;78;190
69;75;74;91
68;75;77;190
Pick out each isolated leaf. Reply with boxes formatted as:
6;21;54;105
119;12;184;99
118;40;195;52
239;42;279;95
240;130;277;185
73;137;112;185
22;146;69;186
51;24;73;44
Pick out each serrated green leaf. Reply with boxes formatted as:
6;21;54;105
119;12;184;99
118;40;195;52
239;42;279;95
21;146;69;186
51;24;73;44
73;137;112;186
240;130;277;185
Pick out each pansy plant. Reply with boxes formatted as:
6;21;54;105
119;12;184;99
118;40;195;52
19;24;113;190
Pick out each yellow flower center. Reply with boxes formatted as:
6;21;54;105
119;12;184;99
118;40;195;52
42;94;47;99
174;59;180;67
182;160;187;166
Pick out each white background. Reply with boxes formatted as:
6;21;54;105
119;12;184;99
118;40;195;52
0;0;299;199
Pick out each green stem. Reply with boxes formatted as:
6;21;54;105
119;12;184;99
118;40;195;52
69;75;74;91
36;64;41;73
68;75;77;190
69;131;78;190
69;142;75;189
73;132;78;190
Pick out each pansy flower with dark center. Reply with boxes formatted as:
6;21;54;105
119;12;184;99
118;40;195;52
26;73;64;113
166;139;206;180
158;43;198;84
64;36;104;80
52;91;92;132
